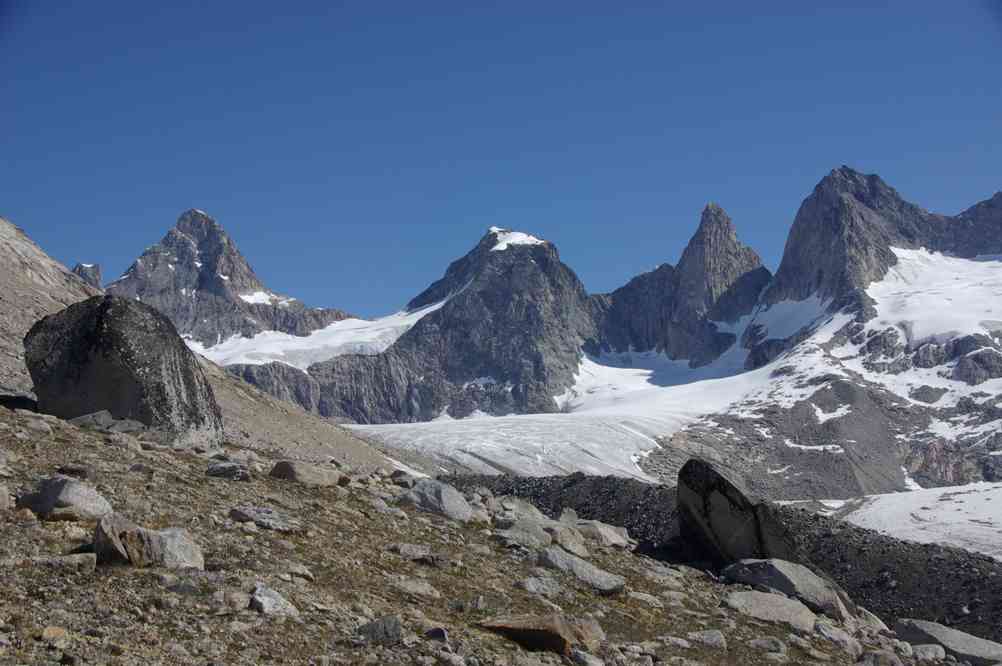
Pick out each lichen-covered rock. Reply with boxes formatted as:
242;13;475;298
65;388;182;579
94;512;204;570
24;295;223;449
399;479;474;523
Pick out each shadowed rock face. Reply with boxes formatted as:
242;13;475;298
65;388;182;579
675;458;797;567
765;167;1002;309
591;204;770;367
24;295;223;448
106;209;353;346
308;229;599;423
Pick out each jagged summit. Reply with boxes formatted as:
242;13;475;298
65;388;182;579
590;203;770;366
765;166;1002;307
107;210;352;346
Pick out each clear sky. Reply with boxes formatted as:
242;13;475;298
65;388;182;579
2;2;1000;316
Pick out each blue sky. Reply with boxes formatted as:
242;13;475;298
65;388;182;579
2;2;1000;317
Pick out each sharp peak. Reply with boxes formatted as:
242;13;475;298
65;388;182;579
697;202;733;228
819;165;893;191
176;208;222;230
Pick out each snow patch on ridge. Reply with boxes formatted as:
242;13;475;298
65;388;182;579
867;248;1002;346
489;227;547;252
187;299;448;370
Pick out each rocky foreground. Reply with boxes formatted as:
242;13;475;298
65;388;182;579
3;406;1001;665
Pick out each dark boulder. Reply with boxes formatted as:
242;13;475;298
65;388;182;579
24;295;223;449
676;458;797;567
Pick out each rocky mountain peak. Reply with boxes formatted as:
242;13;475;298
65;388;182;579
407;226;557;311
175;208;224;240
674;203;767;322
106;210;352;346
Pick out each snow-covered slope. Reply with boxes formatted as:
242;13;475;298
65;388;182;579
356;300;847;478
187;299;447;370
811;482;1002;561
357;249;1002;489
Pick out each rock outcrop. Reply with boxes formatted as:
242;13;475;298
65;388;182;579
106;209;353;347
24;295;223;448
71;263;102;289
591;204;770;366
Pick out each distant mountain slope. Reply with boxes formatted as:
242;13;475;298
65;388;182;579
0;217;100;393
106;209;354;346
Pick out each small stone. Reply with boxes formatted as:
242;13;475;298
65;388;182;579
250;583;299;617
269;460;342;487
229;506;302;533
912;644;947;662
479;613;603;656
424;627;449;643
399;480;474;523
393;578;441;599
41;626;69;648
358;615;403;646
206;461;251;481
288;563;315;582
748;637;787;653
687;629;727;650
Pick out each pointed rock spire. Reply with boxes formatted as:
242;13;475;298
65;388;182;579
673;203;765;321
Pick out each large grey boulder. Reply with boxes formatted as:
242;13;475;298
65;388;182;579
894;619;1002;666
676;458;796;566
722;558;852;622
724;590;816;632
24;295;223;449
399;479;474;523
94;513;204;570
17;475;112;521
537;546;625;596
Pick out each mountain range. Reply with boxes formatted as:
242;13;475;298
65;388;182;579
4;165;1002;503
